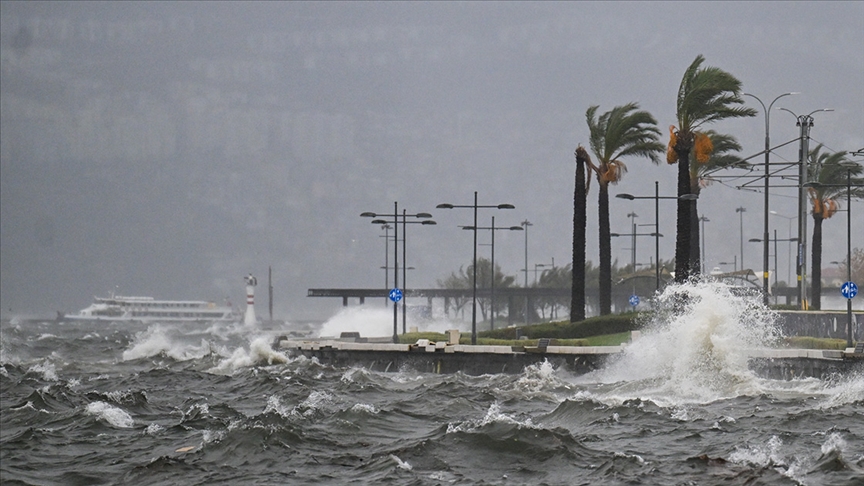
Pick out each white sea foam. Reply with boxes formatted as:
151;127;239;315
29;361;59;381
389;454;413;471
122;325;212;361
208;336;290;374
317;306;464;338
580;280;782;406
446;402;536;434
144;423;164;435
86;401;134;428
350;403;379;414
317;307;397;339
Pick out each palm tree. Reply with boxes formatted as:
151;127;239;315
806;145;864;309
571;146;590;322
586;103;664;315
688;131;743;272
668;55;756;282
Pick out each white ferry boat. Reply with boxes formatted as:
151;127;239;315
63;295;238;323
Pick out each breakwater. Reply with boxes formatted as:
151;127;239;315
276;338;864;379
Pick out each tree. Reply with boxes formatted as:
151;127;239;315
437;258;516;322
585;103;664;314
806;145;864;309
537;263;571;321
668;55;756;282
437;266;470;320
571;146;590;322
688;130;743;271
848;247;864;285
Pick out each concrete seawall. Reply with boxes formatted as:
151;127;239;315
277;339;864;379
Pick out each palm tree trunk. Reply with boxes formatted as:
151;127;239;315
811;214;823;310
599;181;612;314
674;140;694;282
571;154;587;322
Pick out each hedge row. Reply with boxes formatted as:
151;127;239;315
478;312;642;340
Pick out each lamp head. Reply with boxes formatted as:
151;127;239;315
360;212;376;217
371;219;388;225
497;204;515;209
616;193;635;200
436;203;454;209
416;213;433;218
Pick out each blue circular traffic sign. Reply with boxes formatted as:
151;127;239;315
389;288;403;302
629;295;640;307
840;281;858;299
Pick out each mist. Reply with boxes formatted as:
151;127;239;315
2;1;862;321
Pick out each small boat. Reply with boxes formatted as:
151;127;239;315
62;294;238;323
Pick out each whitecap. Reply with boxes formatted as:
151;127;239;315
144;423;164;435
207;336;290;374
28;361;58;381
86;401;134;428
350;403;379;414
389;454;413;471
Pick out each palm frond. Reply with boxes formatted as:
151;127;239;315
675;55;757;135
586;102;664;175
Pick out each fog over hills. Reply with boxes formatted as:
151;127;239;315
2;2;862;321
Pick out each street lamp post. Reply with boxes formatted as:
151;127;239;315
616;183;696;291
361;205;433;343
462;216;523;330
437;192;515;344
770;211;795;287
380;224;392;305
749;233;798;305
699;215;710;275
521;219;532;325
736;206;747;272
744;92;798;306
371;211;436;335
779;107;834;309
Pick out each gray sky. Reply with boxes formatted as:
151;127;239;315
2;1;862;321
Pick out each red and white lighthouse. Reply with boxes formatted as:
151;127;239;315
244;273;258;326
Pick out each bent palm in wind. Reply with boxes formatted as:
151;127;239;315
668;55;756;282
585;103;663;315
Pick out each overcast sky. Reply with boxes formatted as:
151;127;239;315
2;1;862;321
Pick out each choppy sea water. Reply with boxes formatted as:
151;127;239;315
2;282;863;485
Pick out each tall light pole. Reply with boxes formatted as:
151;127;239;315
371;211;435;335
744;92;798;305
699;215;710;275
617;183;695;292
749;234;798;305
437;192;515;344
736;206;746;272
779;107;834;309
627;212;639;273
805;169;863;348
521;219;532;325
380;224;392;305
462;216;523;330
770;211;795;286
362;205;433;343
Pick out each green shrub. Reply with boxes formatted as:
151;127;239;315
479;312;640;340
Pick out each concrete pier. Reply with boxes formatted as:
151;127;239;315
276;338;864;378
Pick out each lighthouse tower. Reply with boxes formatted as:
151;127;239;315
244;273;258;326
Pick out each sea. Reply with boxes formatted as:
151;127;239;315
2;281;863;486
